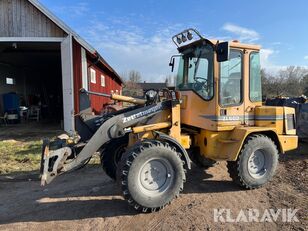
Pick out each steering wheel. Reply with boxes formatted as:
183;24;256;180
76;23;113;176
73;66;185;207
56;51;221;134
193;77;208;91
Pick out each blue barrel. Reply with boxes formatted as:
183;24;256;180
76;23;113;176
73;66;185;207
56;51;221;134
3;93;20;113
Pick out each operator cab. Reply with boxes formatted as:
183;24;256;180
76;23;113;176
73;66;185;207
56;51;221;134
170;29;262;130
177;41;214;101
170;29;228;102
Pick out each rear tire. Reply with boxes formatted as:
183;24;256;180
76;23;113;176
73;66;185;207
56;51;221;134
117;140;185;212
227;134;279;189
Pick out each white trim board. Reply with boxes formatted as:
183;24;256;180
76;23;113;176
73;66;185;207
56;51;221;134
0;37;64;42
81;47;88;91
61;35;75;133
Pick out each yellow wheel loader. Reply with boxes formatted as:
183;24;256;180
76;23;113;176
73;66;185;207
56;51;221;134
40;29;298;213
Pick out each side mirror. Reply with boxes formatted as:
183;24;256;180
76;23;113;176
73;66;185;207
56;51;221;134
169;57;175;72
216;41;229;62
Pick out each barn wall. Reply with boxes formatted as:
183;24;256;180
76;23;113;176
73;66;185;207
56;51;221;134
88;61;122;114
0;0;66;37
72;40;122;114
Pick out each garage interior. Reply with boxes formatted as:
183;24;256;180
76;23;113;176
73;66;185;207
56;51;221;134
0;42;63;127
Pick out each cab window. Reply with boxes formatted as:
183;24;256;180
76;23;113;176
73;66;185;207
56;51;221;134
249;52;262;102
220;50;242;106
176;44;214;100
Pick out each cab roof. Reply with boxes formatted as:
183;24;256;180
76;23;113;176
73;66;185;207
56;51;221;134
177;38;261;53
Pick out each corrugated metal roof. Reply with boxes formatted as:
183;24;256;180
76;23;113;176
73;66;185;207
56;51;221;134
28;0;123;84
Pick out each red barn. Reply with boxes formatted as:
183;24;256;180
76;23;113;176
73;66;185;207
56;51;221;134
72;40;123;115
0;0;123;133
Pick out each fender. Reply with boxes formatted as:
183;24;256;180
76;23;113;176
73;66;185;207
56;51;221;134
154;131;191;169
219;127;289;161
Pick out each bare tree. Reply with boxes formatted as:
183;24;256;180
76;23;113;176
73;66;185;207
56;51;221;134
128;70;141;83
122;70;143;97
262;66;308;98
278;66;306;96
302;74;308;96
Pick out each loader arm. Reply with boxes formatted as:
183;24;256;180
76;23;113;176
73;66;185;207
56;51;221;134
41;100;172;185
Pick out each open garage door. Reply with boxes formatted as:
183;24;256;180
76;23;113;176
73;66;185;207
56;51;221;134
0;40;69;131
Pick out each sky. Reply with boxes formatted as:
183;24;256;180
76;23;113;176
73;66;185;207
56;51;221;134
40;0;308;82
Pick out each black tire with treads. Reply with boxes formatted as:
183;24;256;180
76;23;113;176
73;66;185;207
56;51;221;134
227;134;279;189
100;136;128;180
117;140;186;212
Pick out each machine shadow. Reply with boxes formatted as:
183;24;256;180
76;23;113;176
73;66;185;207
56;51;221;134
0;199;137;224
0;168;136;224
182;164;241;194
0;164;243;225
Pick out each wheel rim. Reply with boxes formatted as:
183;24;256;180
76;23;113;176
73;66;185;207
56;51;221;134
138;158;174;196
248;149;269;178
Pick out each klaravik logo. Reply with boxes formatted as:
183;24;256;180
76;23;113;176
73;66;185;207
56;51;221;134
213;208;299;223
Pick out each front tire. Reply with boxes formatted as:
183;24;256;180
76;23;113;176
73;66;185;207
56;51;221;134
117;140;185;212
227;134;279;189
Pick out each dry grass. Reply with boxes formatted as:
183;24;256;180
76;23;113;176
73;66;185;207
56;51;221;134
0;123;63;175
0;123;102;175
0;139;43;174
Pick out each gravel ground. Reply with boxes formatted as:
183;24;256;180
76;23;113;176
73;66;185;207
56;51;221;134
0;143;307;231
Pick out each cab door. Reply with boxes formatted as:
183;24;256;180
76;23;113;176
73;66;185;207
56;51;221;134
218;49;245;127
244;50;262;126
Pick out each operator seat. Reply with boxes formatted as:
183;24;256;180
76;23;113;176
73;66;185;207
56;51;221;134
221;72;241;105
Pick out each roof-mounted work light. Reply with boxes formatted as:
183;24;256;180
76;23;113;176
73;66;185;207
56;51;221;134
187;31;193;40
176;36;182;44
181;34;187;43
172;28;204;48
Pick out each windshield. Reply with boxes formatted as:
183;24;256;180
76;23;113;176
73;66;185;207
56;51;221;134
176;44;214;100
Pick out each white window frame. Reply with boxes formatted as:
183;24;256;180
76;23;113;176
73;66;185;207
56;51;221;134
90;68;96;83
81;47;88;90
100;74;105;87
6;77;14;85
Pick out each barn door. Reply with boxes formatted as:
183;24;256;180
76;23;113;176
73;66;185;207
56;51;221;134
61;35;75;133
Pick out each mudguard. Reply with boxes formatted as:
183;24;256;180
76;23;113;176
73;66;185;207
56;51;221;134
154;131;191;170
